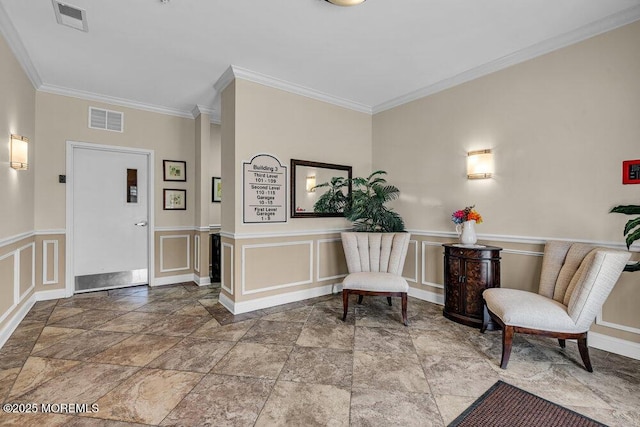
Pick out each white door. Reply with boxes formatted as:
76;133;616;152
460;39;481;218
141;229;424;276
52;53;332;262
72;145;150;292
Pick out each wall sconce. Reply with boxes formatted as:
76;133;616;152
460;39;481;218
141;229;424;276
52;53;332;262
306;175;316;192
10;134;29;170
467;149;493;179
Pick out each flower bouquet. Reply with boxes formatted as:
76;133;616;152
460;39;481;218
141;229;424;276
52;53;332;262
451;205;482;245
451;205;483;225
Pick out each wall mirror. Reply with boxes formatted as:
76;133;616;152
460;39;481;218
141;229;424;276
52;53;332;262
290;159;352;218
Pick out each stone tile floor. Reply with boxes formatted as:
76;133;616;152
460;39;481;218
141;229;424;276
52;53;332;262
0;282;638;426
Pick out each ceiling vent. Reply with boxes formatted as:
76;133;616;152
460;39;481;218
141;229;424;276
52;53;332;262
52;0;88;32
89;107;124;133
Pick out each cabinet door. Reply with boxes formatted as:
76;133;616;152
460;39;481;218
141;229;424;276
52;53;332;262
463;259;490;319
445;256;463;313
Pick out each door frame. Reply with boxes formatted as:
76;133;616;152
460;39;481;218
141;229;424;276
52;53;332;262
65;141;155;297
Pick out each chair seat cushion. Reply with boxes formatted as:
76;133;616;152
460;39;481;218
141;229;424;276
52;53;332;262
483;288;585;333
343;272;409;293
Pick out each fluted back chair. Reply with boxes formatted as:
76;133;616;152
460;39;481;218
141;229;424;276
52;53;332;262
482;240;631;371
341;232;411;325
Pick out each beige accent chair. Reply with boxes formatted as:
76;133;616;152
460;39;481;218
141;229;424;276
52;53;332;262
341;232;411;326
482;240;631;372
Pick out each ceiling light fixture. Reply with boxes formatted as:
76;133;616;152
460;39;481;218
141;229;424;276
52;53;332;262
325;0;366;6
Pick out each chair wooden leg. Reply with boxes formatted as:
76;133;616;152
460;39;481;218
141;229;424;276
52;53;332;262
481;304;489;333
577;335;593;372
357;295;363;304
387;297;392;306
558;339;566;348
401;293;408;326
500;325;514;369
342;290;349;322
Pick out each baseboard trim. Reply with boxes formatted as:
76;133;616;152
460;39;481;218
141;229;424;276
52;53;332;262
589;331;640;360
36;288;68;301
195;276;212;286
153;274;195;287
0;294;36;349
221;283;342;315
409;286;445;306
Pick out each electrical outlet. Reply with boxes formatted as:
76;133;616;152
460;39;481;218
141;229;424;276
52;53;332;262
59;175;66;183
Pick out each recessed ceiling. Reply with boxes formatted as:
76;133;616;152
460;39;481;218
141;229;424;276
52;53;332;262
1;0;639;120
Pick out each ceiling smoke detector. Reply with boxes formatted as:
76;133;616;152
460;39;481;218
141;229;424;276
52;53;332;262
52;0;88;32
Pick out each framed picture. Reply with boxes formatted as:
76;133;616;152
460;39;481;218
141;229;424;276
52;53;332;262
622;159;640;184
163;189;186;210
163;160;186;182
212;177;222;202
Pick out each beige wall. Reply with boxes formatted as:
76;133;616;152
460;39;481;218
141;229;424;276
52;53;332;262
0;32;36;334
373;21;640;241
0;33;35;239
373;21;640;342
34;92;196;230
232;79;372;234
209;123;221;225
195;114;210;228
221;81;237;234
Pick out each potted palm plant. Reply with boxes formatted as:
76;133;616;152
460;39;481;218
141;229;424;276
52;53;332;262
347;170;405;232
314;170;405;232
610;204;640;272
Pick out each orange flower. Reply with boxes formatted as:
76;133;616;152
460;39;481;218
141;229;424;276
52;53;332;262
467;211;483;224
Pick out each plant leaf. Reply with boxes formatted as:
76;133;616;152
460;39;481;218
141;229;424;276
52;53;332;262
625;228;640;249
610;205;640;215
623;217;640;237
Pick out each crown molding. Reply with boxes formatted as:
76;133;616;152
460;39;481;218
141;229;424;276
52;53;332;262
213;65;237;95
373;5;640;114
191;104;221;125
215;65;372;114
0;2;42;89
38;83;196;119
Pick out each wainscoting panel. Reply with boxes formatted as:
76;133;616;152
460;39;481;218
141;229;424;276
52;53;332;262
42;240;59;285
596;271;640;335
159;234;190;273
194;234;200;273
221;242;234;295
421;240;446;289
18;243;35;301
242;241;313;295
0;252;16;324
402;240;418;283
316;238;347;282
0;234;38;346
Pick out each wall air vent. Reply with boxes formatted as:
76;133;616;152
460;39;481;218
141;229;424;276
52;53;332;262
52;0;88;32
89;107;124;133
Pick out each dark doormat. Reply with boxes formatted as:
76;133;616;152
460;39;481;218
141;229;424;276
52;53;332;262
449;380;607;427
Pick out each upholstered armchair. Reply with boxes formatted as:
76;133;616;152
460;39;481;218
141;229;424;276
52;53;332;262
482;240;631;372
340;232;411;325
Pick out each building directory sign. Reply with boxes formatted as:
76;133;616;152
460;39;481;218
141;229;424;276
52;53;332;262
243;154;287;223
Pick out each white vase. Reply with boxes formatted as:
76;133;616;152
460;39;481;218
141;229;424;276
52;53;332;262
456;220;478;245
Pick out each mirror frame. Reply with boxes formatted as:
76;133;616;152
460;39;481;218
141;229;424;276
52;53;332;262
290;159;352;218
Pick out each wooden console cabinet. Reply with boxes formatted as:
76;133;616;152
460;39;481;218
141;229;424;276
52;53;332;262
443;244;502;329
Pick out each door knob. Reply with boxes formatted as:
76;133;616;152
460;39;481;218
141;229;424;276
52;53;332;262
134;221;148;227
